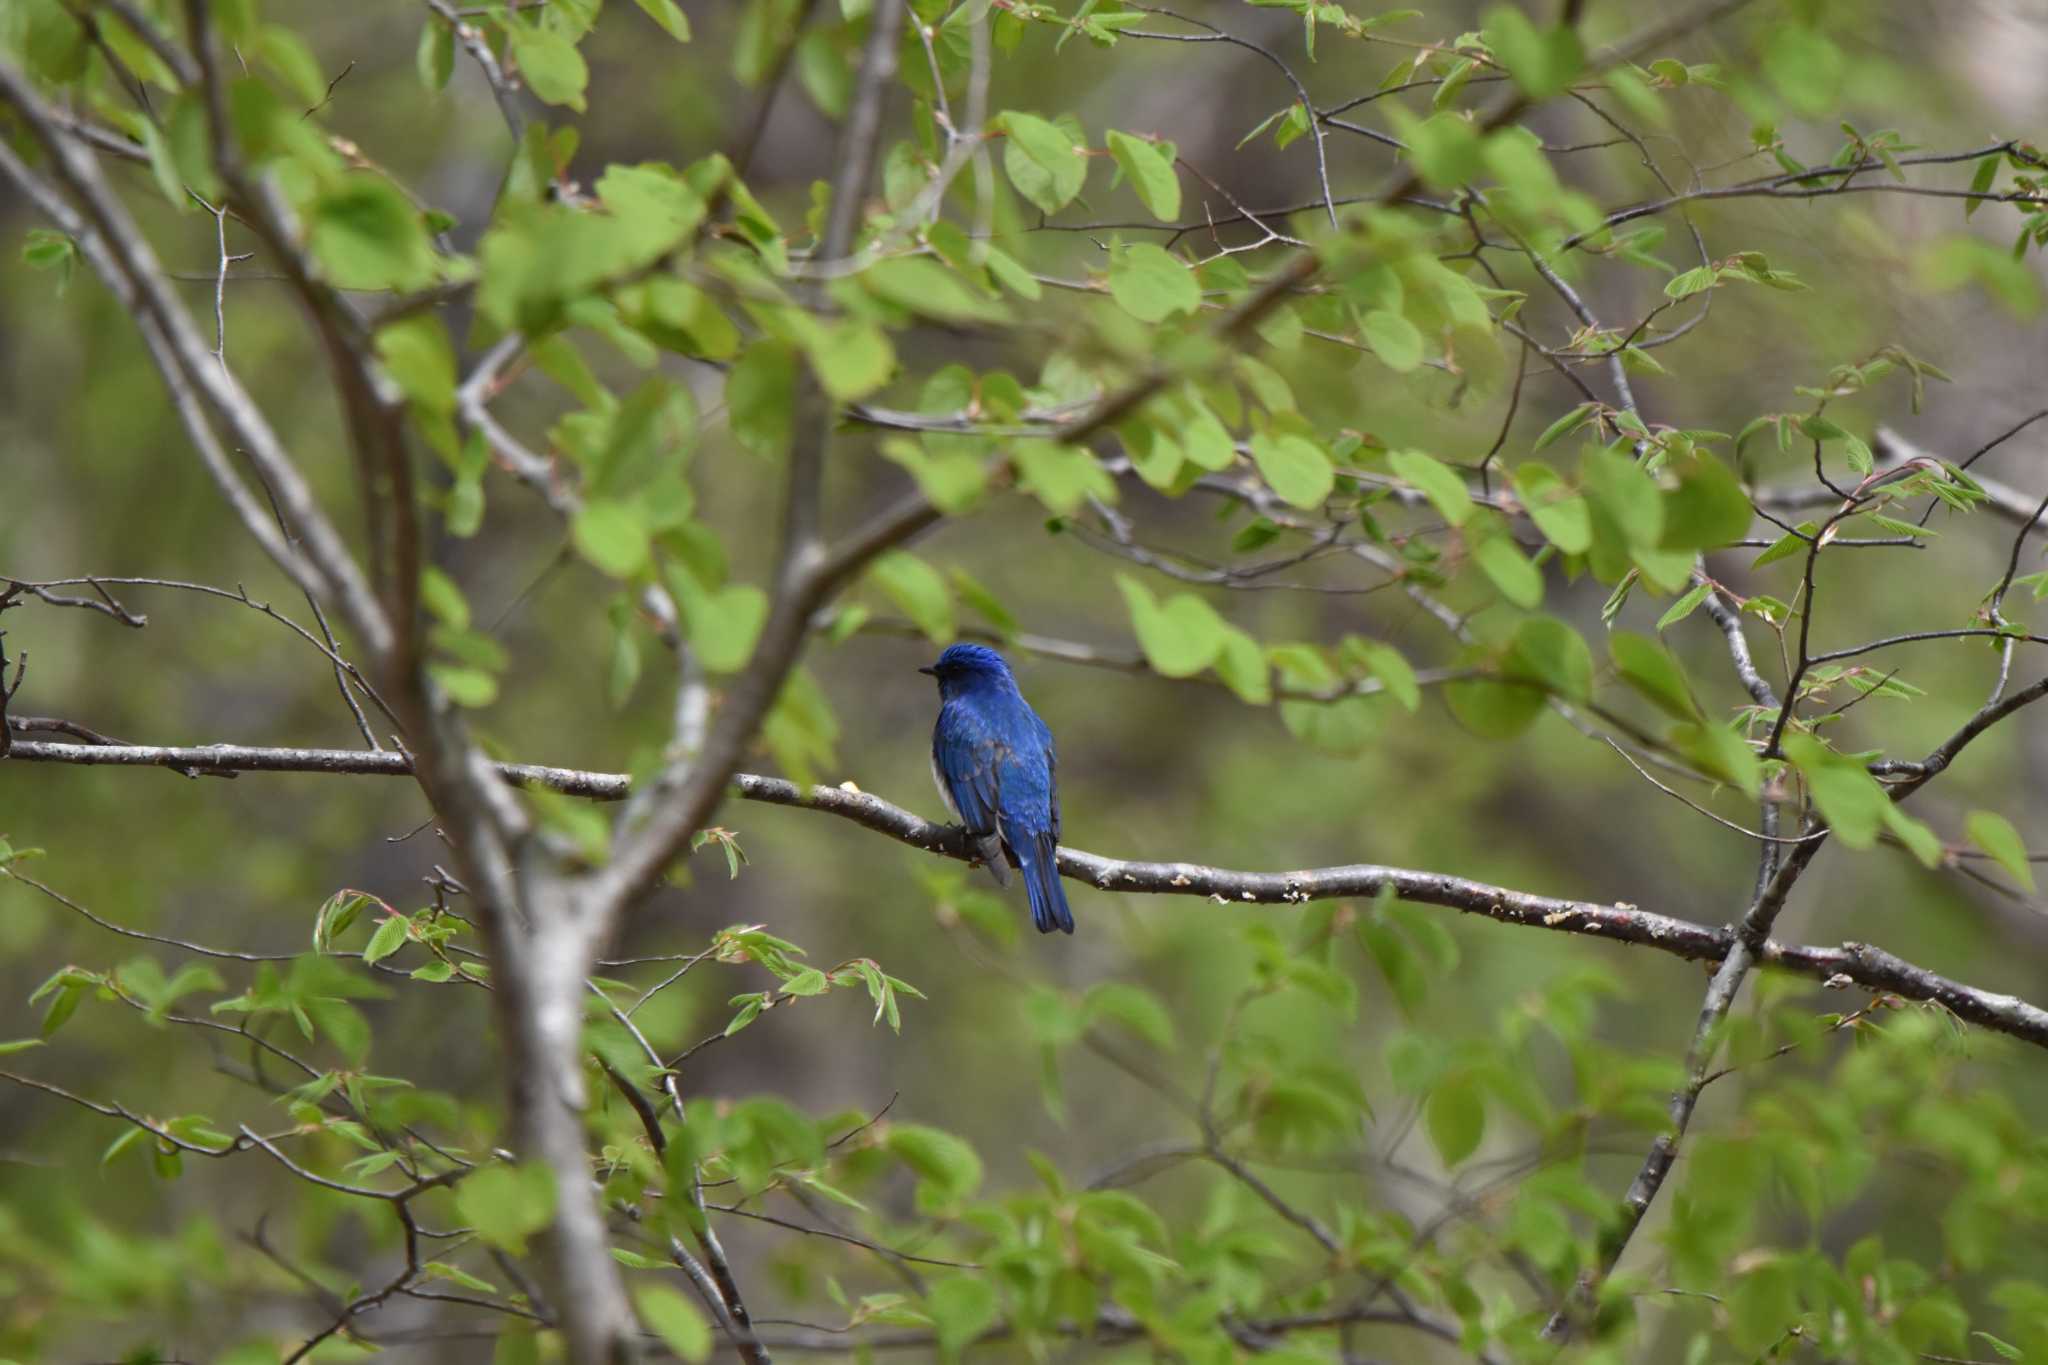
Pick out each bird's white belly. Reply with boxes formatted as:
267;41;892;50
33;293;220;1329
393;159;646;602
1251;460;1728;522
930;750;961;821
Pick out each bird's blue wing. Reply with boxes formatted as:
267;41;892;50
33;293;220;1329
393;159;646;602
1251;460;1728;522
933;706;1011;886
1036;713;1060;841
993;706;1070;933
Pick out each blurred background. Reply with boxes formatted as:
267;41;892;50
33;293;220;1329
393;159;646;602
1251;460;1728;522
4;1;2048;1360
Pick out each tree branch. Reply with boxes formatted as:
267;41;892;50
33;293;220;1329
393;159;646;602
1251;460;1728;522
11;738;2048;1053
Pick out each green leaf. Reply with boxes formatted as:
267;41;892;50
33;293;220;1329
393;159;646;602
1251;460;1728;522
1346;638;1420;712
882;438;988;514
634;1285;711;1362
871;552;955;642
1086;982;1175;1049
1484;4;1582;99
1783;733;1888;848
572;499;652;578
1248;429;1334;509
1107;242;1201;323
455;1163;558;1254
886;1124;983;1212
1751;522;1815;569
805;321;895;400
419;566;471;629
1445;671;1545;739
1466;514;1543;608
727;340;798;458
1426;1075;1486;1166
376;316;457;415
1583;445;1664;549
927;1275;1000;1356
1966;810;2035;891
1965;155;1999;219
670;575;769;674
1388;449;1471;526
508;25;589;110
1883;803;1943;869
309;176;436;291
1105;130;1181;221
632;0;692;41
1117;575;1225;677
1972;1332;2024;1362
1664;265;1718;299
429;662;498;708
1660;456;1752;551
1360;309;1424;373
363;915;410;966
0;1039;44;1056
865;256;1008;325
1002;111;1088;214
1656;581;1711;631
1611;631;1697;719
1213;627;1273;705
20;229;76;293
1505;616;1591;701
1513;461;1591;553
1533;402;1598;452
1012;443;1115;515
416;18;454;89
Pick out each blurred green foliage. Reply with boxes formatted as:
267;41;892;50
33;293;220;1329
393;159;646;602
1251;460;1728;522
5;1;2048;1363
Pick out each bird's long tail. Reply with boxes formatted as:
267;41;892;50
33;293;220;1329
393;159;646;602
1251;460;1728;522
1016;831;1074;935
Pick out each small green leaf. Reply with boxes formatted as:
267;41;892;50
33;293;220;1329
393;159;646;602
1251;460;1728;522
1656;581;1711;631
1660;456;1753;551
1001;111;1087;213
1107;242;1201;323
572;499;652;578
1966;810;2035;891
634;1284;711;1362
1105;130;1181;221
455;1163;558;1254
727;340;798;458
1346;638;1420;712
870;551;955;642
429;663;498;708
1426;1076;1485;1166
1248;429;1334;509
806;321;895;400
363;915;410;966
927;1275;1000;1355
1483;5;1582;99
1513;460;1592;553
1466;514;1543;608
508;25;588;110
1445;664;1545;738
886;1124;984;1212
1360;309;1424;373
309;176;437;291
1751;522;1815;569
865;256;1008;325
1784;733;1887;848
416;18;454;89
1505;616;1591;701
1388;449;1472;526
1611;631;1697;719
632;0;692;41
1117;575;1225;678
1533;402;1598;452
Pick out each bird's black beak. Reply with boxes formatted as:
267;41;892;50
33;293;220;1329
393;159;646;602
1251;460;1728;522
918;665;938;676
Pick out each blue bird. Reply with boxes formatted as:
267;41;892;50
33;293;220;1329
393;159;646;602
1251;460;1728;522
921;643;1073;935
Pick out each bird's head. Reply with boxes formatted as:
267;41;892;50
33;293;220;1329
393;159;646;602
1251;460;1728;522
920;642;1017;696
